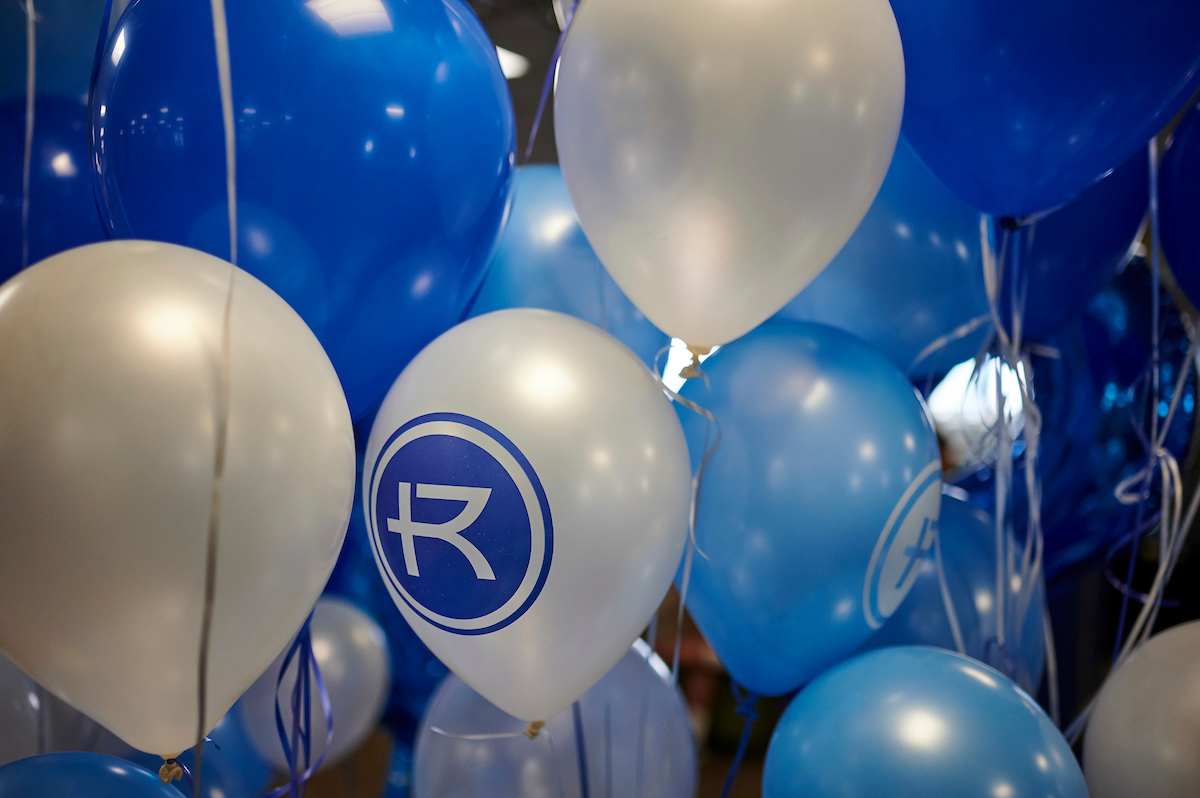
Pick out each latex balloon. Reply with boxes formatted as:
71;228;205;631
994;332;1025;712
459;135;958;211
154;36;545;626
0;97;107;281
677;320;943;695
466;165;668;369
0;240;355;754
364;309;690;721
413;640;696;798
888;0;1200;216
122;712;275;798
0;753;180;798
1085;621;1200;798
777;140;1147;377
0;0;109;102
240;596;391;772
764;647;1086;797
0;654;38;768
92;0;516;419
1161;100;1200;308
555;0;905;348
860;494;1046;694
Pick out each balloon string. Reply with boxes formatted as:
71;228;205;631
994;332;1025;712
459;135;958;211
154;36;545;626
572;701;590;798
20;0;35;271
428;724;569;798
263;615;335;798
1042;604;1060;726
932;527;967;656
210;0;238;265
86;0;115;239
718;684;757;798
907;313;992;375
524;0;580;162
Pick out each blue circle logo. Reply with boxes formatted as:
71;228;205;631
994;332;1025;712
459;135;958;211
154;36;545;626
366;413;553;635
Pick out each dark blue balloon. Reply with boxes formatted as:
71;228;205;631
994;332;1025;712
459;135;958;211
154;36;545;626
762;647;1086;798
777;138;1147;377
860;494;1045;694
1160;99;1200;308
0;97;107;280
466;165;668;368
677;320;942;696
0;0;108;103
0;752;180;798
888;0;1200;216
92;0;516;418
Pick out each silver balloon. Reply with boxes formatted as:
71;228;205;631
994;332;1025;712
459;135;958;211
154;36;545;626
414;640;696;798
1085;620;1200;798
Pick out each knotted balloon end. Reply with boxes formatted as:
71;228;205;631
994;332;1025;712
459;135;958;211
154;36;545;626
678;344;713;380
998;215;1021;232
524;720;545;739
159;757;184;784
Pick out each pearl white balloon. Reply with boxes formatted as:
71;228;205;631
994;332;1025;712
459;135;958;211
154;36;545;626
364;309;690;722
1085;620;1200;798
555;0;905;348
0;241;355;755
239;597;391;772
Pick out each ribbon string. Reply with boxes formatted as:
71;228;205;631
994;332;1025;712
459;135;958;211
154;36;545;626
718;684;758;798
524;0;580;161
20;0;36;271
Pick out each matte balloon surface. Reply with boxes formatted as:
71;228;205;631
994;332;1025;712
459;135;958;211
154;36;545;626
678;320;942;695
240;596;391;772
467;165;668;368
1085;621;1200;798
92;0;516;417
0;753;180;798
365;309;690;721
763;647;1087;798
555;0;904;346
888;0;1200;216
0;241;355;754
0;97;107;280
413;640;696;798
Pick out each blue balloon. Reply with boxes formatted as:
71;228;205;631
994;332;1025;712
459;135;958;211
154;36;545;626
887;0;1200;216
0;752;180;798
92;0;516;418
0;0;108;103
860;494;1046;694
1160;99;1200;308
762;647;1086;798
777;138;1147;377
677;320;942;695
466;165;668;368
0;97;107;280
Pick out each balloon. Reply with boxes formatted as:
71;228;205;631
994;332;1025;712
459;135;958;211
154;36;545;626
0;0;109;103
413;640;696;798
0;753;180;798
0;240;355;754
0;97;108;281
776;139;1147;377
1161;100;1200;308
92;0;516;419
364;309;690;721
0;654;38;768
888;0;1200;217
1085;620;1200;798
122;712;275;798
860;494;1046;694
677;320;943;695
466;165;668;369
763;647;1086;797
239;596;391;772
554;0;905;347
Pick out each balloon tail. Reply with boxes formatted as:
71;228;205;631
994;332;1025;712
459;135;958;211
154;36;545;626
572;701;590;798
524;720;545;740
718;684;758;798
159;757;192;789
20;0;35;271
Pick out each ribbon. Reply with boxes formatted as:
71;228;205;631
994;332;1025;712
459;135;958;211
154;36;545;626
20;0;36;271
525;0;581;162
572;701;590;798
262;615;334;798
428;724;568;798
718;684;758;798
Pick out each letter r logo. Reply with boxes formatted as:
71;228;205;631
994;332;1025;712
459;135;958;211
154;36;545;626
387;482;496;580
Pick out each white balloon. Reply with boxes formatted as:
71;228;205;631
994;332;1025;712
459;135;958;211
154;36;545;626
364;309;690;721
555;0;905;348
239;596;391;772
0;241;355;755
1085;620;1200;798
0;654;39;767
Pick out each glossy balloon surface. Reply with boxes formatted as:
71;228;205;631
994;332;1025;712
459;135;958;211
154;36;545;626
888;0;1200;216
678;320;942;695
0;753;180;798
0;655;38;768
466;165;667;368
0;241;355;754
556;0;904;346
92;0;516;417
0;97;107;280
763;647;1087;798
240;596;391;772
365;310;690;721
413;641;696;798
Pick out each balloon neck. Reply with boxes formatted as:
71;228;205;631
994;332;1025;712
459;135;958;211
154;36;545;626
524;720;545;739
678;344;713;380
998;215;1022;232
158;757;184;784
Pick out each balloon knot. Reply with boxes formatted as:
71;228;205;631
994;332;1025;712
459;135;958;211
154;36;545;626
524;720;545;740
732;683;759;722
998;216;1021;232
678;344;712;380
159;757;184;784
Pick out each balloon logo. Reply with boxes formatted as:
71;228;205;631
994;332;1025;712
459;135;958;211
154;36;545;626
863;460;942;628
368;413;553;635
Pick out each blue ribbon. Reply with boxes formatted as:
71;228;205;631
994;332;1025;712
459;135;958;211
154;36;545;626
524;0;580;162
87;0;115;239
572;701;590;798
718;684;758;798
262;614;334;798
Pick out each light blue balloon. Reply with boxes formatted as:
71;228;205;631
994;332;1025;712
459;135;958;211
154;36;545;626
467;165;668;368
763;647;1086;798
859;494;1046;695
0;753;180;798
677;320;943;696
